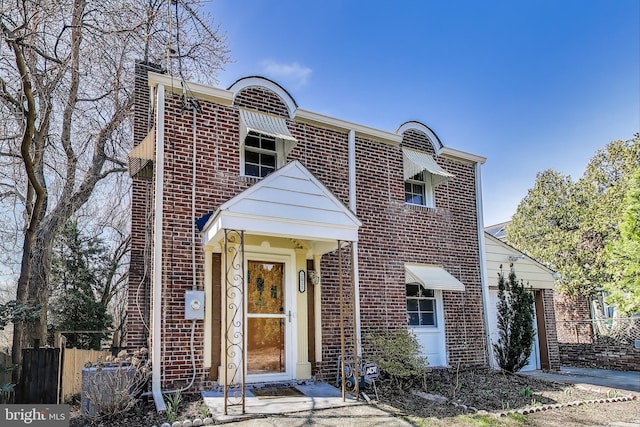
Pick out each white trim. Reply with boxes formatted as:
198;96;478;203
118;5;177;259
476;163;495;368
395;121;443;150
348;130;362;351
395;121;486;164
244;248;297;383
151;84;167;412
229;76;297;118
148;72;233;105
294;108;402;145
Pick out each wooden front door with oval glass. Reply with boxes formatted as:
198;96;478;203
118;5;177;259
247;260;287;376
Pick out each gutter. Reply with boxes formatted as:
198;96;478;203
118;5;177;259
475;162;495;368
151;84;167;412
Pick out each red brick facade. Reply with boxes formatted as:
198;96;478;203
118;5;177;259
127;73;488;388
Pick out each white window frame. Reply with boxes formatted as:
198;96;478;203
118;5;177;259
241;131;286;178
405;171;435;208
406;284;437;327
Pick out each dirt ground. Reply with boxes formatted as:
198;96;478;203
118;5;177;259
69;367;639;426
374;367;640;426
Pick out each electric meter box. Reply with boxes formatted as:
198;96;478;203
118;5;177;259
185;290;205;320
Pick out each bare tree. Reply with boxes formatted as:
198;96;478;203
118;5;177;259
0;0;228;376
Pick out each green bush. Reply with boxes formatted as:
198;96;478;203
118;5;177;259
366;329;428;390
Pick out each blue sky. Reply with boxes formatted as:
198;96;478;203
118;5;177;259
206;0;640;226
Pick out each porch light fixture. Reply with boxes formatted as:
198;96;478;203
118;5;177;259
299;270;306;293
308;270;321;286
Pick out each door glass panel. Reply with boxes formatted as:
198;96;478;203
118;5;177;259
247;260;285;375
248;262;284;314
247;317;285;374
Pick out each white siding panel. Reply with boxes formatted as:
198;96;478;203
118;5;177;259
247;187;342;212
228;199;355;227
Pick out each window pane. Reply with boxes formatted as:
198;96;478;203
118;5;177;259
261;137;276;151
261;153;276;167
406;284;420;297
245;134;260;147
245;164;259;177
419;299;433;312
411;172;424;181
245;150;259;164
409;194;424;205
260;166;275;177
407;299;418;311
420;313;435;326
408;313;419;326
423;289;435;298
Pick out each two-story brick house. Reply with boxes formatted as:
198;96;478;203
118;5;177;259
127;63;488;405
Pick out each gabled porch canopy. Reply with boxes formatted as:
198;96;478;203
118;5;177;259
201;160;361;247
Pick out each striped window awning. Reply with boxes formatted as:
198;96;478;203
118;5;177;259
402;147;454;186
128;128;155;177
240;108;297;155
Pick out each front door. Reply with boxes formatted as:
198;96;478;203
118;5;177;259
246;260;289;379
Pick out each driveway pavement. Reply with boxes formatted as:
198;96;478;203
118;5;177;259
521;366;640;392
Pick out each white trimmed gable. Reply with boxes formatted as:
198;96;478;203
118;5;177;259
202;161;361;245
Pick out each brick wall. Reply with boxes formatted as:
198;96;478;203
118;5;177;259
128;75;487;386
554;292;593;344
542;289;561;370
559;344;640;372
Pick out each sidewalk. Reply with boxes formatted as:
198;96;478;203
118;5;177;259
202;382;412;426
521;366;640;392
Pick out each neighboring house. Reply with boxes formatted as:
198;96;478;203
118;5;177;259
485;221;594;345
126;63;489;403
483;232;561;370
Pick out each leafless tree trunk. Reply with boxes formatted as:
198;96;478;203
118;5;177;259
0;0;228;379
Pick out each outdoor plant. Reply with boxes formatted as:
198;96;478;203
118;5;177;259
164;390;182;423
83;348;151;417
366;329;428;391
492;265;535;373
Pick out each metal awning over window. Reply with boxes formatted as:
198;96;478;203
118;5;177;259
240;108;297;155
402;148;454;186
128;128;155;177
405;263;465;292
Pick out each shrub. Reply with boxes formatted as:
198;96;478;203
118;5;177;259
493;266;535;373
83;348;151;416
366;329;428;390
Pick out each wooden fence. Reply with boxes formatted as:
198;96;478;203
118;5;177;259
61;348;111;401
16;348;60;403
0;351;11;384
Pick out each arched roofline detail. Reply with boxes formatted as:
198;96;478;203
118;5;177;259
395;121;444;153
228;76;298;118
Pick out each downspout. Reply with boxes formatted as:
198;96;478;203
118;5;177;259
475;162;494;368
147;94;199;408
348;129;362;347
151;84;167;411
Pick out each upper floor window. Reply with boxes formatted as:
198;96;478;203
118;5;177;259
406;284;437;326
405;171;435;207
244;132;277;177
240;108;297;178
402;147;453;208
